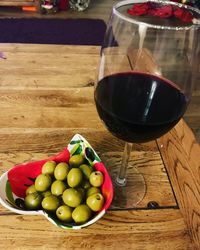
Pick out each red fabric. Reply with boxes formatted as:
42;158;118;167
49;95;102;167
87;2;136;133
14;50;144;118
58;0;69;10
151;5;173;18
127;3;150;16
174;7;193;22
127;2;194;23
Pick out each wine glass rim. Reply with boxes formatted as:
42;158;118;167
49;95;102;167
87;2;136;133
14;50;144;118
113;0;200;30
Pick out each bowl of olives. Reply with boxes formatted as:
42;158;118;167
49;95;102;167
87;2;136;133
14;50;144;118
0;134;113;229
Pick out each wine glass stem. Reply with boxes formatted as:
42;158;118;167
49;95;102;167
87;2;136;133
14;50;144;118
116;142;132;186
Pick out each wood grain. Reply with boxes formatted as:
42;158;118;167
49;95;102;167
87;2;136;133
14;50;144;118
157;120;200;248
0;44;99;89
0;210;194;250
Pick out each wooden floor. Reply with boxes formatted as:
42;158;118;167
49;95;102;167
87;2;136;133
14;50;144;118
0;0;199;144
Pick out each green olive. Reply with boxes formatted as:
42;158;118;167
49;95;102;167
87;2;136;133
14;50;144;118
62;188;82;208
79;164;93;179
35;174;52;192
51;180;67;196
42;161;57;175
89;171;104;187
86;193;104;212
42;190;52;198
69;154;85;168
67;168;83;188
41;195;60;212
25;192;43;210
86;187;100;198
56;205;73;222
54;162;70;181
72;204;92;224
26;184;37;195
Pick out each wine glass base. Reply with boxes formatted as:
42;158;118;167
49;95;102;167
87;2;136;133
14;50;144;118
106;165;146;210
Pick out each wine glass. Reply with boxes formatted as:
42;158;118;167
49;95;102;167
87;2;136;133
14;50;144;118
94;0;200;209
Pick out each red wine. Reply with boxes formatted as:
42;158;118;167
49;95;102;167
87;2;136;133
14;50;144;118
94;72;188;143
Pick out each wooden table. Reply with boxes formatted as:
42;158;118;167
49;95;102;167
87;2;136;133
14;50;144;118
0;44;199;249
